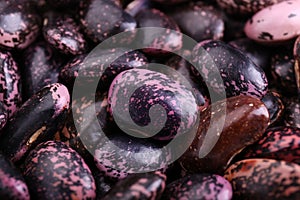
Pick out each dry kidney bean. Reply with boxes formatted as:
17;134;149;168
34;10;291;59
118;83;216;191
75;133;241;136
0;50;22;117
0;83;70;163
192;40;268;98
165;53;209;110
271;43;298;96
0;0;300;199
162;173;232;200
244;0;300;44
224;158;300;199
179;95;270;175
93;127;171;180
42;11;88;55
0;1;41;50
22;40;64;100
241;126;300;164
22;140;96;199
59;48;148;92
166;2;225;42
135;8;182;56
228;38;272;72
166;1;224;42
79;0;136;44
58;91;113;163
101;171;166;200
108;68;199;141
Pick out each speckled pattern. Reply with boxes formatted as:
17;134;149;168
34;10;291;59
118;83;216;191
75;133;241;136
79;0;136;43
23;141;96;199
0;2;41;49
0;50;22;117
0;102;7;130
60;48;148;91
94;131;170;180
64;93;109;140
102;171;166;200
58;92;112;162
108;68;199;140
283;98;300;128
192;40;268;99
216;0;285;15
179;95;270;174
271;45;297;95
0;83;70;163
59;53;86;90
43;12;88;55
229;38;272;71
261;91;284;125
224;158;300;199
242;126;300;164
165;54;208;110
0;154;30;200
244;0;300;43
162;173;232;200
135;8;182;56
167;1;224;42
22;40;64;99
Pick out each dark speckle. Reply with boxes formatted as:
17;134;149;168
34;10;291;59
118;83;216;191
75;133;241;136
288;13;297;18
258;32;273;40
23;141;96;199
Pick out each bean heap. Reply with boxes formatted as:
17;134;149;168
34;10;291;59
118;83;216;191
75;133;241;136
0;0;300;199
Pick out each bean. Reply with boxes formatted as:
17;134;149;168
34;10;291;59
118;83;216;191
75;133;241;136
0;1;299;199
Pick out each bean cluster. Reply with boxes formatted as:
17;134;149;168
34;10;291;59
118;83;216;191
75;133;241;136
0;0;299;199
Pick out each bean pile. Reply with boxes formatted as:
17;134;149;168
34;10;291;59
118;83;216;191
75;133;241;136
0;0;300;199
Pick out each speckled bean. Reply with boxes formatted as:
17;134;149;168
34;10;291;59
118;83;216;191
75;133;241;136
43;11;88;55
22;40;64;100
23;140;96;199
0;83;70;163
244;0;300;43
135;8;182;56
108;68;199;141
102;171;166;200
0;50;22;117
162;173;232;200
242;126;300;164
0;2;41;50
224;158;300;199
192;40;268;98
